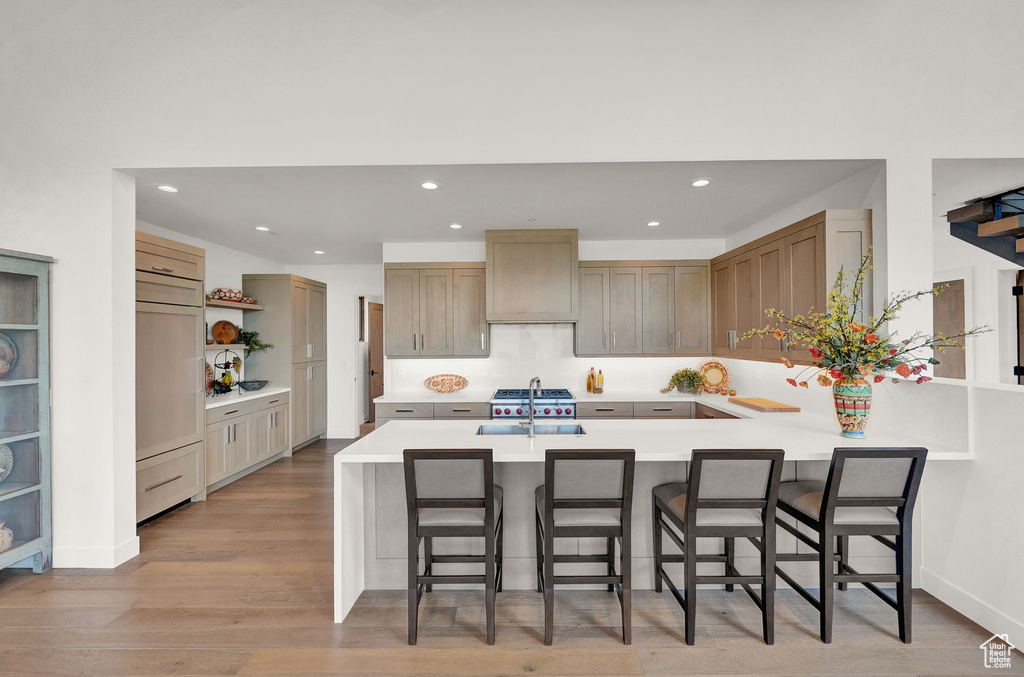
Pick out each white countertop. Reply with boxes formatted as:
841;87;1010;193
374;389;731;404
205;387;290;409
373;389;495;404
336;406;970;464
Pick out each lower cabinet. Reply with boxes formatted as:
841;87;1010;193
206;392;291;490
292;362;326;448
136;441;205;522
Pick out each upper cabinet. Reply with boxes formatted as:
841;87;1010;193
290;279;327;363
710;209;871;362
486;229;578;322
384;264;487;358
576;261;709;357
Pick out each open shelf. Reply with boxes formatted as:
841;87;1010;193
206;299;263;311
0;432;40;445
205;344;246;351
0;483;39;502
0;490;41;554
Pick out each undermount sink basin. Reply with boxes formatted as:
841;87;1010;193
476;423;586;436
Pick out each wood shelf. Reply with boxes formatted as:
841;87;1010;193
205;299;264;311
0;482;40;502
0;324;38;331
205;344;246;351
0;432;40;445
0;379;39;388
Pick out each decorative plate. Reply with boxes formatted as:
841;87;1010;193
0;333;17;380
698;359;731;395
211;320;240;344
424;374;469;393
0;444;13;483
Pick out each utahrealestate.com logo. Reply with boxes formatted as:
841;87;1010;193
980;634;1015;669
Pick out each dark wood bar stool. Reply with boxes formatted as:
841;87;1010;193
403;449;503;645
535;449;635;645
775;447;928;644
653;449;785;645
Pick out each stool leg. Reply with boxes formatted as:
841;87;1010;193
535;511;544;593
496;513;504;593
836;535;849;591
408;534;419;645
620;533;632;645
607;537;615;592
762;527;776;646
485;521;496;645
424;537;433;594
896;531;912;643
724;537;735;592
652;501;663;593
684;528;697;646
818;528;835;644
544;526;555;645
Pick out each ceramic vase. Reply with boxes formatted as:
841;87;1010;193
832;376;872;438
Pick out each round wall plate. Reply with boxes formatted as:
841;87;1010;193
698;359;731;394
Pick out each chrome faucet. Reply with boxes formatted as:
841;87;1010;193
521;376;542;437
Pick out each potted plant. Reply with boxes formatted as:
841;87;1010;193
660;368;704;394
237;328;274;358
742;251;988;438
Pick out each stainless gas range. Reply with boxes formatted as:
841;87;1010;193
489;388;576;420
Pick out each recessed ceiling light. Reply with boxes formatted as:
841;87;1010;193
156;185;179;193
254;226;270;232
421;181;438;190
449;223;462;229
691;178;712;187
314;250;325;255
647;221;660;227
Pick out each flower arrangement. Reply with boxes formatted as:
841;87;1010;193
742;251;989;388
660;368;704;394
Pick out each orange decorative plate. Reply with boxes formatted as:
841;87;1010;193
698;359;731;395
424;374;469;393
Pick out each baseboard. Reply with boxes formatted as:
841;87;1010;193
53;535;140;568
921;567;1023;644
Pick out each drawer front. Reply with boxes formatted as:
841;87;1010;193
433;402;490;418
576;402;634;418
633;402;694;418
136;442;204;521
375;402;433;419
206;392;288;424
694;403;738;420
136;242;204;281
136;271;204;306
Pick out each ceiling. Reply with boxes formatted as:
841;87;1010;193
128;160;880;264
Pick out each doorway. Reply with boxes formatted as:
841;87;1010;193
367;302;384;423
933;279;966;379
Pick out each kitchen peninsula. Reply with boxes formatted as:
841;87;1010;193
332;394;969;622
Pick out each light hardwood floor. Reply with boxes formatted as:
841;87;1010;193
0;439;1018;676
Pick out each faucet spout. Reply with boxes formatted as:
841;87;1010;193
524;376;542;438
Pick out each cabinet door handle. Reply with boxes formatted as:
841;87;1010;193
413;333;417;351
420;334;425;351
653;408;672;412
603;332;607;349
144;475;182;492
452;409;471;413
612;332;616;349
268;399;279;404
676;331;681;348
481;332;485;351
395;409;414;413
224;409;239;415
728;330;737;350
150;265;173;273
595;408;614;412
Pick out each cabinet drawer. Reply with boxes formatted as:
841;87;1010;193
136;271;204;307
136;442;204;521
136;241;204;281
433;402;490;418
633;402;694;418
576;402;634;418
375;402;433;419
206;392;289;424
694;403;738;420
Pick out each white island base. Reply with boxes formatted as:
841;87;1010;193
333;411;969;622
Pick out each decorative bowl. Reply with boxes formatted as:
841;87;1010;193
237;380;269;391
424;374;469;393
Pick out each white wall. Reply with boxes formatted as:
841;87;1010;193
2;2;1024;644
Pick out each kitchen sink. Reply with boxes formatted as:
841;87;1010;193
476;423;586;436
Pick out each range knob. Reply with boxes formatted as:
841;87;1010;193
503;408;511;415
565;408;572;415
555;408;563;415
544;408;551;415
533;409;537;415
516;408;523;415
494;408;501;416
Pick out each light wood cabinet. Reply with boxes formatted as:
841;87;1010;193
384;264;487;358
241;274;328;450
486;229;578;322
711;209;871;363
205;392;290;490
577;262;709;357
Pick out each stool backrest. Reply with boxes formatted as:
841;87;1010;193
686;449;785;520
544;449;635;524
403;449;494;513
820;447;927;523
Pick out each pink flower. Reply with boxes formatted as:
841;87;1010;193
915;376;932;384
786;378;797;387
809;348;823;358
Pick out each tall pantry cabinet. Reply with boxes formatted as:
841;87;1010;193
135;232;207;522
242;275;328;450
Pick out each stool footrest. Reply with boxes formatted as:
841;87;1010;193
553;575;622;585
553;554;611;564
430;555;485;564
419;575;486;585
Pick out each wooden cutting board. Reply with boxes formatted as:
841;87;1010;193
728;397;800;413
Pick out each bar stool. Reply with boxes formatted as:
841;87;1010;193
535;449;635;645
774;447;927;644
403;449;504;645
652;449;785;645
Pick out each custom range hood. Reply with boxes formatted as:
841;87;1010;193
485;228;579;323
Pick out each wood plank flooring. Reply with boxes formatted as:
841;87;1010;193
0;439;1018;676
